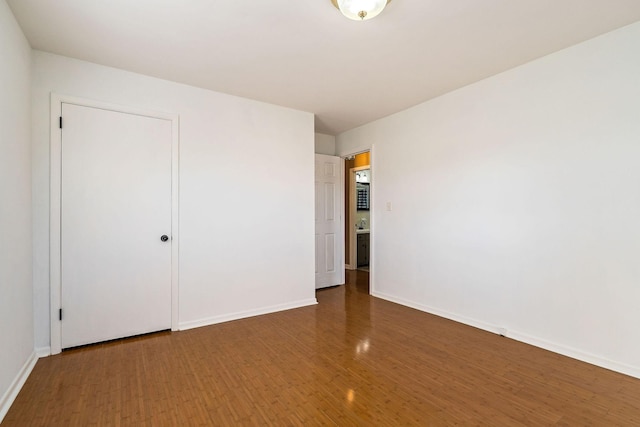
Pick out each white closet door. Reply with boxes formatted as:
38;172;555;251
61;103;172;348
315;154;344;289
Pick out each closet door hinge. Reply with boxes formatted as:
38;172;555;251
59;308;63;321
59;116;63;129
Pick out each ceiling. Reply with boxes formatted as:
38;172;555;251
7;0;640;135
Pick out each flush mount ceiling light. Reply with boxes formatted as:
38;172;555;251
331;0;392;21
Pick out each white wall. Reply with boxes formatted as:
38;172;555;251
314;132;336;155
32;51;316;349
337;22;640;378
0;0;35;420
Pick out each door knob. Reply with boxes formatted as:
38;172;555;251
160;235;169;242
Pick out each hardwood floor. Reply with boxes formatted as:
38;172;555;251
4;270;640;425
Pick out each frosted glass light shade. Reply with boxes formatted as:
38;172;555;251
337;0;388;20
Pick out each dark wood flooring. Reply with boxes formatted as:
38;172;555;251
3;270;640;425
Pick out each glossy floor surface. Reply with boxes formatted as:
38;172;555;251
4;270;640;425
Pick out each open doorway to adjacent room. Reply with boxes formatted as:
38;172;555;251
344;151;370;293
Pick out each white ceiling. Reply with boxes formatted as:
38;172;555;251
7;0;640;135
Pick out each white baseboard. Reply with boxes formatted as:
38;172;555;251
0;351;38;424
372;290;640;380
35;347;51;358
178;298;318;331
316;283;344;289
372;290;500;334
506;330;640;379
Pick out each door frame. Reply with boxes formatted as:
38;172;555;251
49;93;180;354
339;145;374;294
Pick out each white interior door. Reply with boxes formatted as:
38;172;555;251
61;103;172;349
315;154;344;289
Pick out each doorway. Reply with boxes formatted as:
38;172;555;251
344;151;371;291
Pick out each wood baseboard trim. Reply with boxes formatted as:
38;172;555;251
178;298;318;331
0;351;38;423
